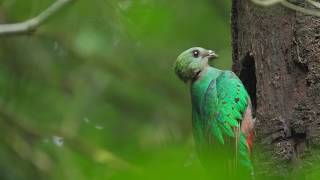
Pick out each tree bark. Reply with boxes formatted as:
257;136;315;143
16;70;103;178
231;0;320;178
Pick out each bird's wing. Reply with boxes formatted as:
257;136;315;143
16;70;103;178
202;71;249;142
202;71;252;166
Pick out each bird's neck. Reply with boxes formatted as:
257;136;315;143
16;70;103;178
193;66;221;84
190;66;222;97
189;66;222;116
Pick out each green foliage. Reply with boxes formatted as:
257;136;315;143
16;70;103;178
0;0;266;179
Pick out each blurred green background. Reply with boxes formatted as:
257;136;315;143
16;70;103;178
0;0;233;179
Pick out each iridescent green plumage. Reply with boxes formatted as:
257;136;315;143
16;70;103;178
191;68;252;169
174;47;254;176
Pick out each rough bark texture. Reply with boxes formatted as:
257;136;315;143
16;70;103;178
231;0;320;178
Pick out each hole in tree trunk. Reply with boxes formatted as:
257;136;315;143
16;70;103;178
239;52;257;116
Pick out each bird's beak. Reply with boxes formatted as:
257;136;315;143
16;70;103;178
205;50;218;60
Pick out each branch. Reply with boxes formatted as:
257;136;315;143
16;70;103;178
281;1;320;16
306;0;320;9
251;0;285;6
251;0;320;17
0;0;74;36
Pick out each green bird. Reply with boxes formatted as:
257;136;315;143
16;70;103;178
174;47;254;177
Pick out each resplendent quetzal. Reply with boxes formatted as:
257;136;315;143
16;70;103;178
174;47;254;177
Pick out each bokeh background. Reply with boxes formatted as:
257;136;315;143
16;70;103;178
0;0;232;179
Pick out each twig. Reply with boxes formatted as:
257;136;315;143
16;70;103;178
0;0;74;36
306;0;320;9
281;1;320;16
251;0;320;17
251;0;285;6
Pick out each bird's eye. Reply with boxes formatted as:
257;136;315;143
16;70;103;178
192;50;200;58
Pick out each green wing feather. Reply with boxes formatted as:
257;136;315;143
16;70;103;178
202;71;248;141
201;70;252;168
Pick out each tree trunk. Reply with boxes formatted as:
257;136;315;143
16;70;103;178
231;0;320;178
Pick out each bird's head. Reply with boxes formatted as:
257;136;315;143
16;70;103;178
174;47;218;83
